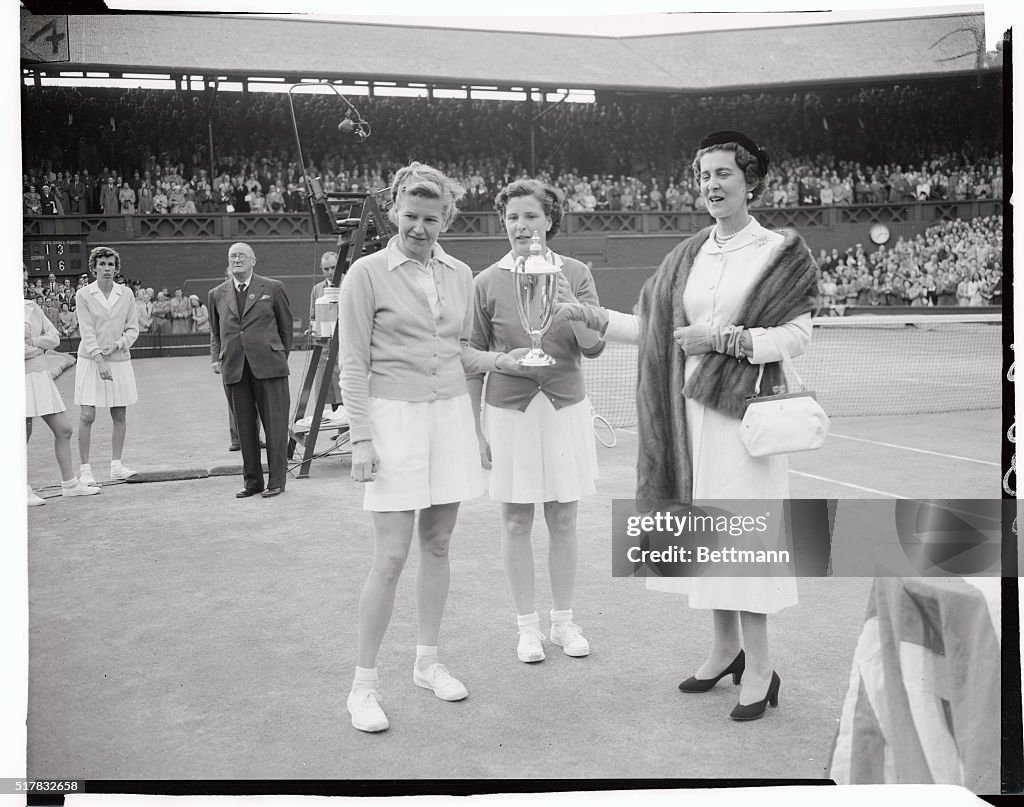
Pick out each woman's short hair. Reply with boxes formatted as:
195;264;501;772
691;142;769;201
494;179;565;239
388;161;465;230
87;246;120;275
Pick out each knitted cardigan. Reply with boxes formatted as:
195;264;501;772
635;226;819;508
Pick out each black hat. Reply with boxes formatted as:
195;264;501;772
699;130;770;175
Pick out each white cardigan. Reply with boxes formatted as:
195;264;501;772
74;282;140;361
24;300;60;374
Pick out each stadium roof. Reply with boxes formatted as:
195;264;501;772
27;11;995;93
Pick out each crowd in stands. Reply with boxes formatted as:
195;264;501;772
22;79;1004;308
22;79;1003;217
816;215;1002;312
23;270;210;337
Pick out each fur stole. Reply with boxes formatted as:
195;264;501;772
635;226;819;508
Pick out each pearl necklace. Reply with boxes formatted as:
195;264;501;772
714;227;740;246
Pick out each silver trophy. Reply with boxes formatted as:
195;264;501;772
512;231;561;367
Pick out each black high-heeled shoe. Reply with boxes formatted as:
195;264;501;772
678;649;745;693
729;670;780;721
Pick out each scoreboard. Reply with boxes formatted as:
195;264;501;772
23;234;88;278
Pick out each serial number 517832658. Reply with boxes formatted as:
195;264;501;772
12;780;80;792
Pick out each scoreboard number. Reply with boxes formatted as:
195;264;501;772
23;235;86;277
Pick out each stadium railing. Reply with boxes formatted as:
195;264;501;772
23;199;1004;241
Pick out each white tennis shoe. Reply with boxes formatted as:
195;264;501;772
517;624;546;663
413;662;468;701
62;480;101;498
550;621;590;657
347;688;389;733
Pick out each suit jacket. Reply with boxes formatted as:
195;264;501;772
209;273;293;385
99;184;120;215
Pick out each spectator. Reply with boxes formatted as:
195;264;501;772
58;302;78;337
285;183;304;212
118;181;136;214
135;288;153;334
41;295;61;327
150;290;172;334
39;184;59;215
68;173;86;213
24;184;42;214
679;184;695;211
152;185;169;213
168;183;186;213
169;288;191;334
190;294;209;333
819;271;838;315
265;183;285;212
180;184;198;214
99;176;120;215
54;173;71;213
966;272;983;306
137;181;154;214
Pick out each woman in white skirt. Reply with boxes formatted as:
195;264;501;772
74;247;140;486
339;162;495;733
464;179;604;664
562;131;819;721
25;297;100;504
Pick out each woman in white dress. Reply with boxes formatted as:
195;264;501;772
25;298;100;504
565;131;819;721
74;247;140;486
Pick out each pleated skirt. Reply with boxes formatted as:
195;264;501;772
74;357;138;407
483;394;598;504
25;370;66;417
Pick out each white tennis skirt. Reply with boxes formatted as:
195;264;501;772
363;393;484;512
74;356;138;408
25;370;66;417
483;395;598;504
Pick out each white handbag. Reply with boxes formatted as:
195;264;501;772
739;333;830;457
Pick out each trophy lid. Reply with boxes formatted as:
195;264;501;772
516;231;560;275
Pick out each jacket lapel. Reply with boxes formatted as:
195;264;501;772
225;281;239;318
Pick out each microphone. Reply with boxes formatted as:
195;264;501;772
338;116;370;141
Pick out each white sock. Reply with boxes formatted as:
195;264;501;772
61;478;77;488
352;666;378;693
517;612;541;631
111;460;122;470
79;463;91;473
551;608;573;626
415;645;438;671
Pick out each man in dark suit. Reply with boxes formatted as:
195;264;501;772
209;242;294;498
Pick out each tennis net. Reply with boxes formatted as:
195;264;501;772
583;313;1002;427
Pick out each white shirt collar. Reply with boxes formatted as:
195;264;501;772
496;249;564;270
385;236;460;272
700;216;767;254
233;274;254;291
87;280;124;300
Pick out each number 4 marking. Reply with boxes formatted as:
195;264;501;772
29;20;66;55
